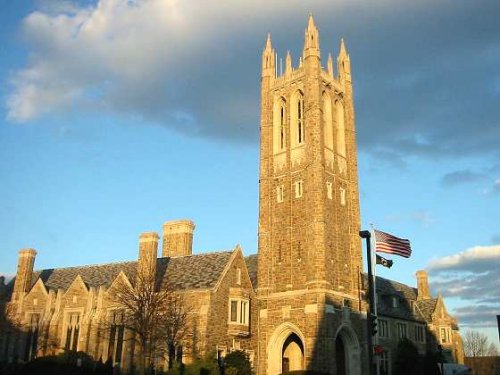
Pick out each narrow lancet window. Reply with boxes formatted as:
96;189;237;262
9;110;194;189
273;98;287;153
297;97;304;144
291;91;305;147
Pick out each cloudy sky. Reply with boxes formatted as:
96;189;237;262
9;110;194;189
1;0;499;343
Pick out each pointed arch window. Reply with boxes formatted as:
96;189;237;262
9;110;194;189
24;313;40;361
323;93;333;149
297;97;305;144
290;91;305;147
335;100;346;157
64;313;80;351
273;97;287;153
108;309;125;365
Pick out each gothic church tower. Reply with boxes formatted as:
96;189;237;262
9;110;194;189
257;16;365;375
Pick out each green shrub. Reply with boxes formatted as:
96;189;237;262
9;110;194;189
223;351;251;375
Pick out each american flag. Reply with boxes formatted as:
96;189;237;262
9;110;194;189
374;229;412;258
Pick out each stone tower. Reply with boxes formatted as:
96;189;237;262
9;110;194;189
257;16;365;375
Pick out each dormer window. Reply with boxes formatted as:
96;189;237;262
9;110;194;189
392;296;399;308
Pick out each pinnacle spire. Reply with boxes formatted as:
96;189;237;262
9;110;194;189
339;38;348;58
285;51;292;75
307;13;316;32
337;38;351;80
265;33;272;51
262;33;275;77
327;53;334;78
303;14;320;59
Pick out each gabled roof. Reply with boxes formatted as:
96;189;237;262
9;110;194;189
6;251;235;295
415;298;438;322
32;261;138;291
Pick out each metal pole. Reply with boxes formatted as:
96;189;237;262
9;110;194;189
360;230;375;375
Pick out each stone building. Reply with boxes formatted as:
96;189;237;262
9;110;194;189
0;16;463;375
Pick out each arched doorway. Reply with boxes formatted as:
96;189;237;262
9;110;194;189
335;335;346;375
282;333;304;373
334;326;361;375
267;323;306;375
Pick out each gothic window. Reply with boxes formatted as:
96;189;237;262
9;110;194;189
323;93;333;149
24;313;40;361
335;100;346;157
108;310;125;365
295;180;303;198
297;97;305;144
64;313;80;351
290;91;305;147
273;97;287;154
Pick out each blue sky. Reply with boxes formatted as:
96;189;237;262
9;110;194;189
1;0;499;344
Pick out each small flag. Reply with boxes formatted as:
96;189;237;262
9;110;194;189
376;254;393;268
374;229;412;258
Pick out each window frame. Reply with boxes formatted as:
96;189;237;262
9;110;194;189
295;180;303;198
277;185;284;203
396;322;407;339
378;319;389;338
228;298;250;326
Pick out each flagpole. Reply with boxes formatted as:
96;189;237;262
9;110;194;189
359;230;375;375
370;225;380;375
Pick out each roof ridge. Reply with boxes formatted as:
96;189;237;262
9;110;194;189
375;274;417;291
157;250;233;261
33;259;137;273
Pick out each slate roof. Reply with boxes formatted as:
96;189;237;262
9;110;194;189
11;251;235;294
158;251;234;291
244;254;258;287
31;261;138;291
415;298;438;322
363;274;428;322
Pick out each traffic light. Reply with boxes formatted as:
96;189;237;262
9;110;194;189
370;313;378;336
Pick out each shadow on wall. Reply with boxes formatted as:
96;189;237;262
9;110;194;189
275;276;457;375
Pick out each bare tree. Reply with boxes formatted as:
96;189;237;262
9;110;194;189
463;330;492;357
105;271;189;375
0;302;22;336
486;342;498;356
164;292;189;369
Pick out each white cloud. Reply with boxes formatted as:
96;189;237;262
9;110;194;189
427;245;500;328
428;245;500;271
5;0;500;155
9;0;327;137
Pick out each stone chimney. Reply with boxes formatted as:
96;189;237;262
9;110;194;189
416;270;431;300
138;232;159;283
12;248;37;302
162;220;195;257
